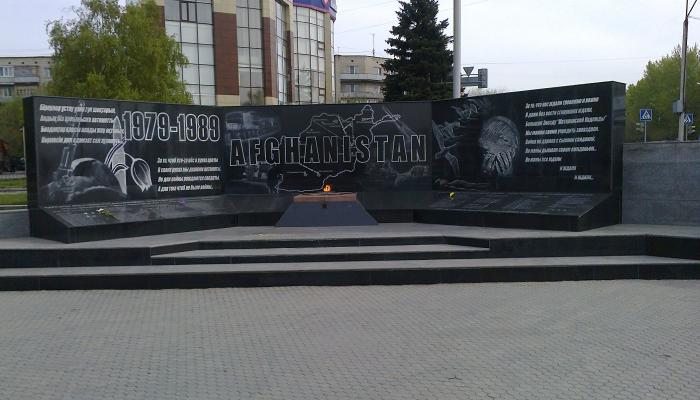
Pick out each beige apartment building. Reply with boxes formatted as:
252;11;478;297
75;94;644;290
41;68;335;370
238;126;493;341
0;56;53;103
334;54;386;103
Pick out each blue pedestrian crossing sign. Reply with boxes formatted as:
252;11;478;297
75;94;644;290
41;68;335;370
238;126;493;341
684;113;695;125
639;109;653;122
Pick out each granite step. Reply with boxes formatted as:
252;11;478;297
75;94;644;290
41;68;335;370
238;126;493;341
192;236;458;250
0;255;697;291
152;244;490;265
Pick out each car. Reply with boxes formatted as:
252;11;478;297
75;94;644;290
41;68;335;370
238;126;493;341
8;157;25;172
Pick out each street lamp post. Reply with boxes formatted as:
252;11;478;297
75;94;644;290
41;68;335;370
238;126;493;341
679;0;698;141
453;0;461;98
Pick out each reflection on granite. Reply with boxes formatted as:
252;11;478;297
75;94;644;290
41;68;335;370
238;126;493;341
45;194;294;227
429;192;610;216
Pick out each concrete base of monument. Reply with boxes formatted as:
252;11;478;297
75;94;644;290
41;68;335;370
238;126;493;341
0;223;698;291
276;192;378;227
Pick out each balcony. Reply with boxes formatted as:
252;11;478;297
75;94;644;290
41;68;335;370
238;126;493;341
14;76;40;84
338;73;384;82
337;91;383;101
0;76;41;84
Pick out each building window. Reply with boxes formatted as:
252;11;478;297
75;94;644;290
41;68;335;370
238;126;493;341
347;65;358;74
164;0;215;105
0;86;12;97
0;66;14;78
276;1;290;104
330;20;335;101
294;7;326;104
238;0;265;105
342;84;359;93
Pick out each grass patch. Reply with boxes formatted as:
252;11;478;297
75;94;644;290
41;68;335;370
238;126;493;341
0;177;26;190
0;192;27;205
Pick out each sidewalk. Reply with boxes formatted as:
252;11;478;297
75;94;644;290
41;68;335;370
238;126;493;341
0;280;697;400
0;171;25;180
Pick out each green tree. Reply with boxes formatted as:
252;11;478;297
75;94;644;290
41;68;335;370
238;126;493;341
382;0;453;101
0;98;25;158
626;45;700;142
47;0;191;103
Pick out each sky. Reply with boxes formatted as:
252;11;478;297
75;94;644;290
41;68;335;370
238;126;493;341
1;0;699;92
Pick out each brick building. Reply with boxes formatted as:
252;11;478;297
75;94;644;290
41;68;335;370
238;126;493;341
156;0;337;106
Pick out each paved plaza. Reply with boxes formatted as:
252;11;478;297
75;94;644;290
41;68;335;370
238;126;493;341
0;280;698;400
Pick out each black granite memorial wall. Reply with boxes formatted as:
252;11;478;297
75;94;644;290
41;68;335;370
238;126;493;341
24;81;624;242
424;81;625;231
431;81;621;193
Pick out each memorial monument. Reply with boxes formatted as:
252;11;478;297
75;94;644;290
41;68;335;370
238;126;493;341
23;82;624;242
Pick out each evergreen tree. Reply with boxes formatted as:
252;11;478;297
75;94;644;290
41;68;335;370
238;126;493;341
382;0;453;102
47;0;191;103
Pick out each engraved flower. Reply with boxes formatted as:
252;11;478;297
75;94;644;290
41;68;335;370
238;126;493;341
130;158;152;192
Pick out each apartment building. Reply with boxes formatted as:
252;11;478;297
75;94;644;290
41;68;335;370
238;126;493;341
334;54;386;104
0;56;53;103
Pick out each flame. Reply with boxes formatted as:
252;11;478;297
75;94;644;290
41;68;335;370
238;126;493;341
322;184;332;193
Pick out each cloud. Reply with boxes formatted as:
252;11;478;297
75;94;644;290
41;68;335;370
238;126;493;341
335;0;699;91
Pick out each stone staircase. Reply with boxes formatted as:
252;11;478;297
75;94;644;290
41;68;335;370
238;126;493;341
0;231;698;290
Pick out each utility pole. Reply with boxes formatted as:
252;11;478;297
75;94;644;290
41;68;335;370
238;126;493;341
679;0;698;141
453;0;461;98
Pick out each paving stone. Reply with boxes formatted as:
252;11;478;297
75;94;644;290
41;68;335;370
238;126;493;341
0;280;697;399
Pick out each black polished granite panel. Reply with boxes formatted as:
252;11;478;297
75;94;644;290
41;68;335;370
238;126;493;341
276;201;378;227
